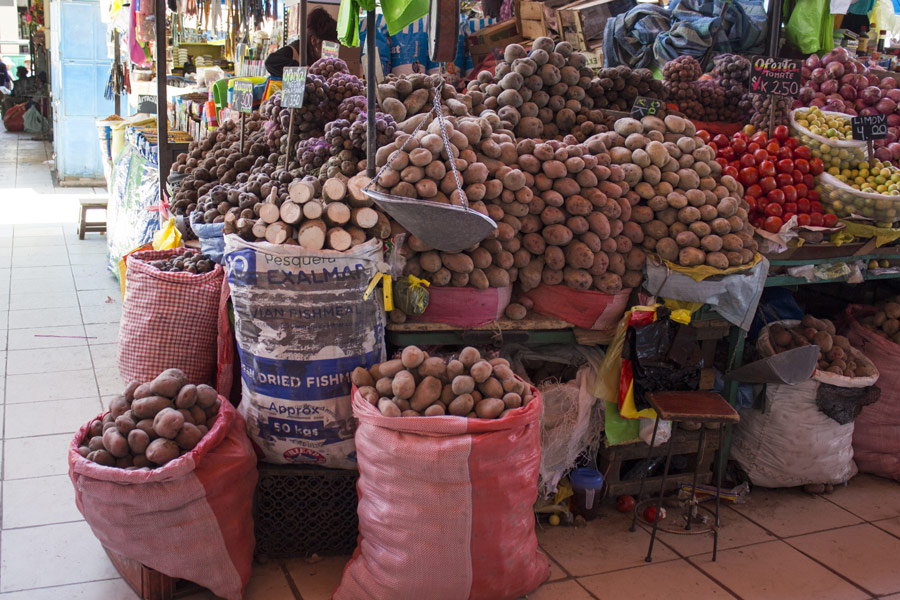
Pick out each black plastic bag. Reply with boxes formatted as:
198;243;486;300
816;383;880;425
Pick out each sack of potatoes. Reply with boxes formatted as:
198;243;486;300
857;298;900;345
767;316;877;379
76;369;222;469
352;346;535;419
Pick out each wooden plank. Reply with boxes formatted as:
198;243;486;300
521;19;549;39
387;312;572;332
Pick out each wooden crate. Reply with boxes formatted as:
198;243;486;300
516;0;551;40
599;428;720;499
104;546;205;600
556;0;634;50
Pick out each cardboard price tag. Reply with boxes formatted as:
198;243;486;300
282;67;308;109
631;96;663;119
137;94;157;113
851;114;888;141
749;57;802;97
321;41;340;59
232;80;254;114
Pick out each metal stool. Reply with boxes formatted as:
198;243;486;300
78;197;108;240
629;391;740;562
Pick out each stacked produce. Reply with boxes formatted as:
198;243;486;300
856;298;900;344
352;346;534;419
149;250;215;273
77;370;220;468
713;54;751;106
710;124;830;231
589;114;758;269
661;55;747;122
768;316;877;378
377;72;473;130
746;94;791;133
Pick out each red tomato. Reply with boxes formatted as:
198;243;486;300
793;145;812;160
808;190;820;203
794;158;810;174
777;173;795;188
739;167;759;186
765;203;783;217
759;160;776;178
708;141;718;153
783;212;796;222
765;141;781;155
751;149;767;164
823;213;839;227
724;166;739;179
784;201;798;214
797;198;811;213
732;138;748;155
716;157;729;168
764;216;784;233
713;134;730;148
803;173;815;189
643;505;661;523
746;184;763;198
796;183;809;198
797;213;812;226
785;137;800;150
616;495;636;512
757;198;769;211
782;185;798;203
774;124;790;142
777;158;794;174
740;153;757;168
760;176;777;193
745;196;757;210
810;200;823;212
809;157;825;175
777;146;794;161
810;213;824;226
768;189;785;204
748;142;762;155
719;146;735;161
696;130;711;143
751;131;768;145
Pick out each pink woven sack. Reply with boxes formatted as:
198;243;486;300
408;285;512;327
334;387;549;600
844;305;900;480
117;248;224;386
68;398;258;600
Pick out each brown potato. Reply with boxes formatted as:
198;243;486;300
109;395;129;419
452;375;476;395
392;371;416;400
351;367;376;388
418;357;447;380
459;347;481;367
153;407;186;440
475;397;505;419
175;384;198;409
102;428;130;458
449;394;475;416
410;376;443;412
176;423;204;451
132;396;174;420
148;368;187;398
145;438;180;465
195;384;219;409
401;346;426;369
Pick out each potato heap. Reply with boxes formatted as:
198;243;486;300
593;114;758;269
466;37;664;141
857;298;900;344
769;316;877;378
352;345;534;419
712;54;751;105
663;55;703;82
376;72;473;130
77;369;221;469
149;250;215;274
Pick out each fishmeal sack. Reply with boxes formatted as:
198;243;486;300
224;235;385;467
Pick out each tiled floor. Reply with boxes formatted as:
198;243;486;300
2;131;900;599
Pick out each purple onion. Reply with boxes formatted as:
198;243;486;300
889;142;900;159
826;61;846;79
845;108;858;116
840;84;858;101
848;59;865;73
875;147;893;162
869;74;882;87
791;99;804;110
888;89;900;103
854;74;870;90
810;67;827;84
841;73;856;85
882;77;898;90
888;113;900;127
821;79;839;95
888;128;900;144
823;47;850;65
878;98;898;114
806;54;822;69
862;86;883;105
798;86;817;103
809;81;820;92
811;96;826;107
855;97;868;111
824;99;847;112
802;66;812;80
860;106;880;116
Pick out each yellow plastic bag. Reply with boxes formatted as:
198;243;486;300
117;243;153;297
152;217;182;251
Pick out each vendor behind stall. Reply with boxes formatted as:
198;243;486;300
264;7;338;78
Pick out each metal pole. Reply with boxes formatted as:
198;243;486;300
156;0;171;194
299;0;308;66
114;32;121;116
365;11;376;178
767;0;782;57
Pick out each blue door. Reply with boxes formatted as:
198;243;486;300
50;0;115;180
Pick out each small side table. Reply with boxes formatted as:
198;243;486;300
78;198;108;240
629;391;740;562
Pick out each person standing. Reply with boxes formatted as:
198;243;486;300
264;7;338;78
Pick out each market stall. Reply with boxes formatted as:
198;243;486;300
65;0;900;595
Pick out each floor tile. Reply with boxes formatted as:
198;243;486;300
7;325;88;350
77;289;119;306
787;523;900;596
5;397;99;438
2;474;83;528
3;434;74;479
285;556;349;600
6;346;92;375
84;322;120;345
537;510;678;577
545;554;568;582
10;265;73;280
690;541;868;600
0;521;119;591
526;580;593;599
657;506;776;557
74;273;120;291
244;562;296;600
10;253;70;268
13;225;64;237
874;516;900;539
824;474;900;521
7;290;79;310
80;303;121;324
579;559;736;599
731;487;862;537
8;306;83;329
88;343;117;369
8;276;75;293
94;366;123;397
6;369;98;403
11;236;65;247
0;578;135;600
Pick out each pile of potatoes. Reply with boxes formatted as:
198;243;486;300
352;346;534;419
150;250;215;274
769;316;877;378
376;72;473;134
592;114;758;269
77;369;221;469
857;298;900;344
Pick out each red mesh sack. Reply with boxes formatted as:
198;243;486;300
3;103;26;132
117;248;224;386
523;284;632;330
334;387;549;600
68;398;257;600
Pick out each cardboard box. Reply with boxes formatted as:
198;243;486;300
466;20;522;64
556;0;635;50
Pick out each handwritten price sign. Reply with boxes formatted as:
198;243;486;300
852;114;888;141
750;57;802;97
631;96;662;119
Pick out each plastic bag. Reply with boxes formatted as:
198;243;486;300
190;212;225;263
23;105;47;133
3;102;25;132
393;275;430;315
69;399;257;600
816;383;880;425
106;145;161;279
639;417;671;446
334;388;549;600
152;217;182;250
784;0;833;54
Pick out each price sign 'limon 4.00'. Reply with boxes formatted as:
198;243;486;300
282;67;308;109
749;57;802;97
851;114;889;141
232;80;254;114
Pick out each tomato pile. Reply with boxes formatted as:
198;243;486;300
700;125;837;233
